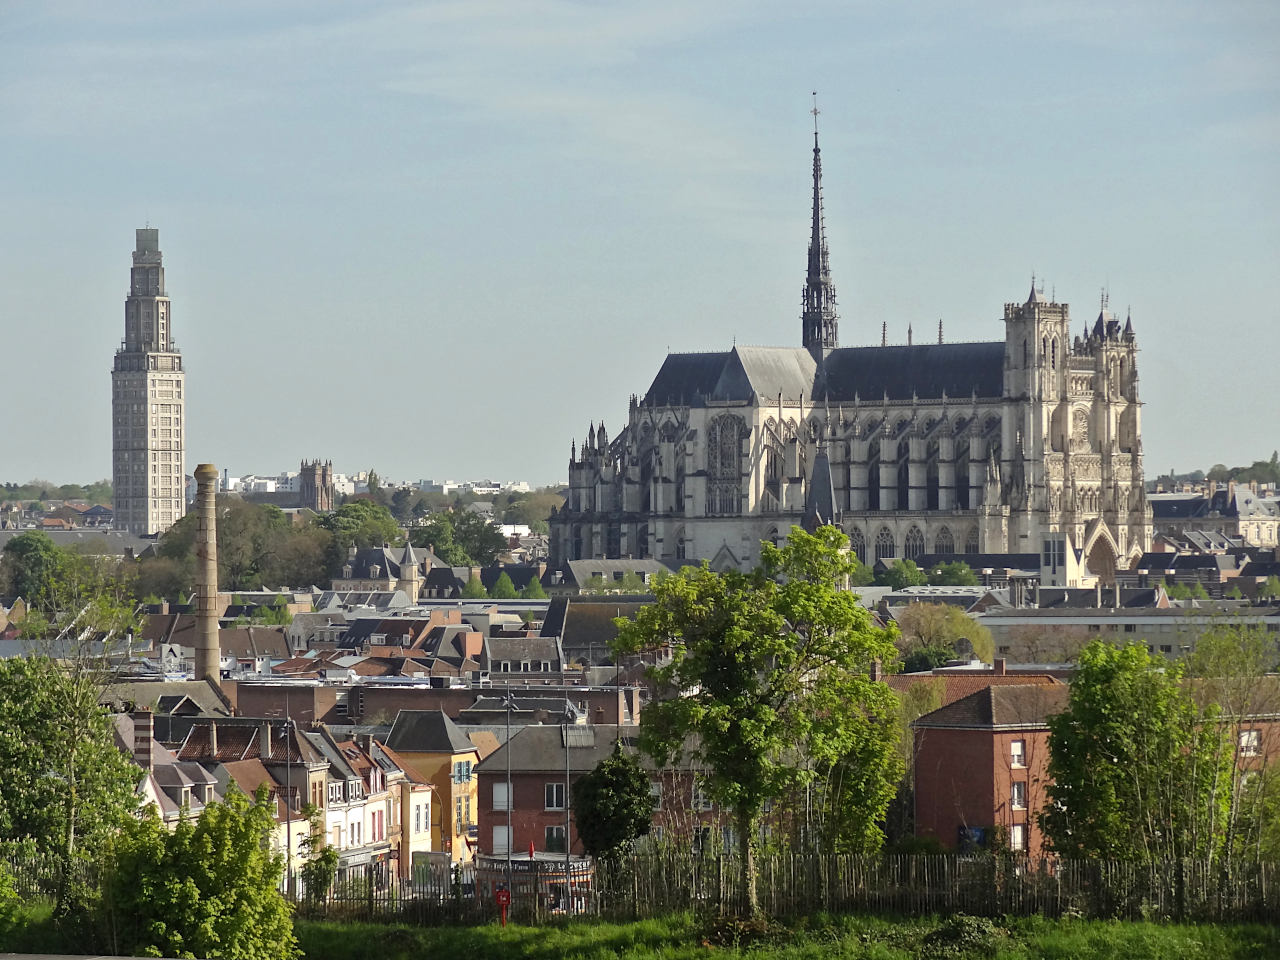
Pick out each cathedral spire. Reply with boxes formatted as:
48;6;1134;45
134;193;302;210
801;93;839;354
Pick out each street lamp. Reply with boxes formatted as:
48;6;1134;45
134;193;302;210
505;691;513;894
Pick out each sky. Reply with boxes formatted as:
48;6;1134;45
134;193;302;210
2;0;1277;488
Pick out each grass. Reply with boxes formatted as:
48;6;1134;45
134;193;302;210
293;913;1280;960
4;905;1277;959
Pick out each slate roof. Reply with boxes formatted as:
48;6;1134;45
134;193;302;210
820;342;1005;401
0;528;151;557
913;684;1069;730
644;351;734;405
219;625;291;659
476;724;642;775
486;636;561;664
104;679;232;717
1149;494;1210;519
641;341;1006;408
886;673;1062;709
385;709;477;755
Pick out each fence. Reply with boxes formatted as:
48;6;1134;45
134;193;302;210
285;851;1280;925
7;850;1278;925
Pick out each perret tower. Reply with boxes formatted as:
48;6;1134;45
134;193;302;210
111;228;186;535
801;94;839;355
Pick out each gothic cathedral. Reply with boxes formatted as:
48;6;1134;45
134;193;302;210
550;129;1151;580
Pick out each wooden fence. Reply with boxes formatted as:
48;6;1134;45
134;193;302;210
7;851;1278;925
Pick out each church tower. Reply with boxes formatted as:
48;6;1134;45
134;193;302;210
112;228;186;535
801;99;839;354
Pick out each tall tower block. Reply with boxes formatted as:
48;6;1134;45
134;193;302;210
111;228;186;535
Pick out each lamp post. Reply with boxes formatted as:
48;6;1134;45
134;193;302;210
505;692;513;895
564;720;571;916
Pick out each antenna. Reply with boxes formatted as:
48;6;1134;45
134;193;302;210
811;91;820;135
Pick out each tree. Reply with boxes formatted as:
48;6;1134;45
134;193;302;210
876;558;928;590
571;742;653;859
521;576;548;600
319;499;401;578
0;530;67;602
927;561;979;586
1183;621;1280;858
0;656;140;898
461;574;488;599
489;572;519;599
99;786;299;959
614;526;900;915
894;602;994;664
1260;576;1280;601
1039;641;1231;861
450;510;509;567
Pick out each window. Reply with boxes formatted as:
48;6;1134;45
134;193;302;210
414;804;422;834
1010;740;1025;768
492;825;511;854
1239;730;1261;757
545;825;567;853
493;781;511;811
1011;781;1027;810
650;781;662;811
1010;823;1027;852
692;781;713;812
545;782;566;810
453;760;473;783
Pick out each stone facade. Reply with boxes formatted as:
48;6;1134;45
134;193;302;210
551;137;1151;579
112;228;186;536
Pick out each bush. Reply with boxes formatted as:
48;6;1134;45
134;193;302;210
922;913;1006;957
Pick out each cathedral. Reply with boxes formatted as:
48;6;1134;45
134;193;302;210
550;129;1151;581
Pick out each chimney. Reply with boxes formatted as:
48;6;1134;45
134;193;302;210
260;722;272;759
208;719;218;757
869;659;882;682
133;708;154;770
993;658;1006;676
194;463;221;684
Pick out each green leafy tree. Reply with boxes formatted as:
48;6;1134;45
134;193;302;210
571;742;653;859
894;602;994;664
99;786;299;960
319;499;401;578
900;644;956;673
614;526;900;914
299;804;339;906
876;558;928;590
0;530;67;602
1183;621;1280;858
450;510;509;567
489;572;519;599
928;561;979;586
1260;576;1280;601
410;513;470;565
461;574;488;599
0;656;140;898
1039;641;1231;861
521;576;548;599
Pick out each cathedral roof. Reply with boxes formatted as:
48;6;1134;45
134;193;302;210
642;341;1005;408
819;342;1005;401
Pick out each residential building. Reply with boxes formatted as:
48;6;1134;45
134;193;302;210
112;228;186;536
384;710;484;861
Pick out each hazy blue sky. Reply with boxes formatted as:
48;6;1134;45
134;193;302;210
2;1;1277;487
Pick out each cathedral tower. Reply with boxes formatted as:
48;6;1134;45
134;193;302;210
112;228;186;535
801;100;839;354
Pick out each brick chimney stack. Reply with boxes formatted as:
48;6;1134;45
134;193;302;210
133;708;154;770
194;463;220;684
